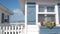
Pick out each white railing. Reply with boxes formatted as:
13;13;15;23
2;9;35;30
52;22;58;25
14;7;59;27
0;23;24;34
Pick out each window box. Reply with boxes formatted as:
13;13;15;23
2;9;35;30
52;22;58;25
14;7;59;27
39;21;56;29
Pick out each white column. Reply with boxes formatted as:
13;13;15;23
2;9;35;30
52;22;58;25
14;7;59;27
36;4;39;25
25;4;27;34
55;4;59;25
36;3;39;34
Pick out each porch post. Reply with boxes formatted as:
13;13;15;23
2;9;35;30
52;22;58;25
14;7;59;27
25;3;27;34
36;3;38;25
55;4;59;25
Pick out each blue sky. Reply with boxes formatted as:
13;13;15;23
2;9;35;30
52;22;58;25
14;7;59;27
0;0;24;22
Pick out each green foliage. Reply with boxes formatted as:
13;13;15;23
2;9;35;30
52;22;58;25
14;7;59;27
45;21;54;29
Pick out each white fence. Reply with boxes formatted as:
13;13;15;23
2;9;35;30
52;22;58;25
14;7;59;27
0;25;24;34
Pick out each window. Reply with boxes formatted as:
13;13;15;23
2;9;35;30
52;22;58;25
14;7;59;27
47;14;55;22
4;15;9;23
1;13;9;23
47;6;54;12
39;6;45;12
38;14;45;22
38;14;55;22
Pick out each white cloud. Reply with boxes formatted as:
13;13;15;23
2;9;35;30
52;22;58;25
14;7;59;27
10;9;24;22
13;9;23;15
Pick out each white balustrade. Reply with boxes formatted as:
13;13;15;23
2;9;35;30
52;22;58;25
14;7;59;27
0;25;24;34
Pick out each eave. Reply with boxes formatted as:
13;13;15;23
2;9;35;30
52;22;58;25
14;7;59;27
0;3;13;15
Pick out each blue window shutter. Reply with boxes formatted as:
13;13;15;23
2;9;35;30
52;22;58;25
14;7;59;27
27;2;36;25
1;13;4;23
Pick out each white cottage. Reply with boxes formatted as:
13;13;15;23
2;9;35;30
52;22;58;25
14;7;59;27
19;0;60;34
0;4;12;26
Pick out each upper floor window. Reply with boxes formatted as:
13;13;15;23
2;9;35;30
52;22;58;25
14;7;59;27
4;15;9;22
39;6;45;12
1;13;9;23
47;6;54;12
38;14;55;22
39;5;55;12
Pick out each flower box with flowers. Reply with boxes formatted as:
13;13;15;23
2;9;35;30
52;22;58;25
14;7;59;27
39;21;56;29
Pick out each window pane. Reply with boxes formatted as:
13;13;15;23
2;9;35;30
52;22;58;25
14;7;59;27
47;6;54;12
39;6;45;12
47;14;55;22
38;14;45;22
38;14;55;22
